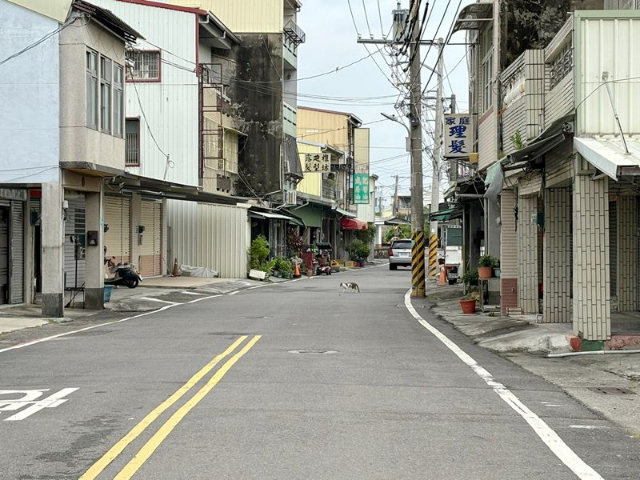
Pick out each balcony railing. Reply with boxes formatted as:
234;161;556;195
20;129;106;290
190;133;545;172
284;19;306;45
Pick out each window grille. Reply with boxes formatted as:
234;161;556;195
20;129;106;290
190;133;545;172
125;119;140;166
548;43;573;91
127;51;161;81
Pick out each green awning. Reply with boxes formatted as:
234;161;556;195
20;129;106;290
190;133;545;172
335;207;356;218
429;206;462;222
291;204;322;228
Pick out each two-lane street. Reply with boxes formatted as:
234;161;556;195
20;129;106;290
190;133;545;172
1;267;638;479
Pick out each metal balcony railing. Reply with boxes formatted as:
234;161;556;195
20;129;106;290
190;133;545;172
284;19;306;45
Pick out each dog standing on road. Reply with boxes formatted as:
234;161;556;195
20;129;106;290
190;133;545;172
340;282;360;293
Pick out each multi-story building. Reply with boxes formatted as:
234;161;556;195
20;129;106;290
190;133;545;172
91;0;252;280
454;0;640;343
168;0;306;203
296;106;373;259
0;0;140;315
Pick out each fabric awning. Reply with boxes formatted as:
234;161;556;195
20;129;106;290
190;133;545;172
340;217;368;230
574;137;640;180
335;207;356;218
429;206;462;222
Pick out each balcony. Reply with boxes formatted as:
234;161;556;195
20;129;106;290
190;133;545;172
283;102;297;137
283;19;305;71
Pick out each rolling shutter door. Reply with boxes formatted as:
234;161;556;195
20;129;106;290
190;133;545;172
139;200;162;277
10;201;24;304
64;196;86;288
0;201;9;303
105;196;131;265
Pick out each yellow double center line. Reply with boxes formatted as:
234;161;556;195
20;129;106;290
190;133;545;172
81;335;261;480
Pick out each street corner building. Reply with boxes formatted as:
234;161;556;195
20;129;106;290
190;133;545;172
449;1;640;342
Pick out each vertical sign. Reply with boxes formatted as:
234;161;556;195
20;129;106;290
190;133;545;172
443;113;473;158
353;164;370;204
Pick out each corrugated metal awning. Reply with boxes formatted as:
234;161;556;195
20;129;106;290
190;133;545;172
574;137;640;180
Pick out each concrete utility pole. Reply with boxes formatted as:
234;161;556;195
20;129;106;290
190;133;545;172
392;175;399;217
428;38;444;280
408;6;426;297
362;2;432;297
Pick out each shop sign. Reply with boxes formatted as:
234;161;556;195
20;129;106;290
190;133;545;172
304;153;330;172
443;114;474;158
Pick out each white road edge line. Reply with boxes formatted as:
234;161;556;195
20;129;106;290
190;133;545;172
138;297;181;305
404;290;604;480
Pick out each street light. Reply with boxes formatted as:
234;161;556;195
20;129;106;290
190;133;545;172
381;113;410;135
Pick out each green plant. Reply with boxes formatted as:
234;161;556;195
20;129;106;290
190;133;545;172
479;255;498;268
286;228;304;255
463;291;481;302
274;257;293;276
384;224;411;242
510;129;524;150
346;239;370;260
462;269;479;286
354;223;376;244
248;235;270;271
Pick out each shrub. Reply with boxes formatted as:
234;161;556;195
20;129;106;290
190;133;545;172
479;255;498;268
462;269;479;286
346;239;370;260
248;235;270;270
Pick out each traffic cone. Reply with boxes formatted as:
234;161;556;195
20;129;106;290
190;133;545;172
172;258;179;277
438;265;447;286
293;262;301;278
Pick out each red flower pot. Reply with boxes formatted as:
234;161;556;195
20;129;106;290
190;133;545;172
478;266;493;279
460;299;476;314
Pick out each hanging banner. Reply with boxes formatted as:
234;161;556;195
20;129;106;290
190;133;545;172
304;153;330;172
443;113;474;158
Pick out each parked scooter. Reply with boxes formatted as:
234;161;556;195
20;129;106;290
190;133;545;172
104;256;143;288
315;242;333;276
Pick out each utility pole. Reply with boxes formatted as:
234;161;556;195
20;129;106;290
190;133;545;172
428;38;444;280
392;175;399;217
408;4;425;297
361;1;427;297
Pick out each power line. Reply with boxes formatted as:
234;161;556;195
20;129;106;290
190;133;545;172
361;0;374;38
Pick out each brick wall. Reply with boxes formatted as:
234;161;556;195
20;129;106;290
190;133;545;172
543;187;572;322
518;195;539;314
573;173;611;340
617;196;637;311
501;189;518;315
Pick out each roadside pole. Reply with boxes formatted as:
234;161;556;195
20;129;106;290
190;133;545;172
408;7;425;298
428;38;444;280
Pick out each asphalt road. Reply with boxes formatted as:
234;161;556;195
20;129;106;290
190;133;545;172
0;266;638;479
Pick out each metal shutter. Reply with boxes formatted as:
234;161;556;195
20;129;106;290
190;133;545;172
105;196;131;264
64;196;86;288
0;201;9;303
10;201;24;304
139;200;162;276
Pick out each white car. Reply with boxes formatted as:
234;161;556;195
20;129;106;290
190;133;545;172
388;239;412;270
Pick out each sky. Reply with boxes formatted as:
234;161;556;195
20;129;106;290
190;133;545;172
296;0;474;211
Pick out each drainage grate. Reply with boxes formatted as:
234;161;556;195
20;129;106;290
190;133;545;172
288;349;338;355
588;387;635;395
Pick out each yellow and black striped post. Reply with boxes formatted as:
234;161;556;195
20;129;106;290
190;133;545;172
428;233;438;279
411;230;426;297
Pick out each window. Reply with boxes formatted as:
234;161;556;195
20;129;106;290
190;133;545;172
86;50;98;129
127;51;161;81
125;119;140;166
100;57;112;133
113;64;124;137
481;27;493;113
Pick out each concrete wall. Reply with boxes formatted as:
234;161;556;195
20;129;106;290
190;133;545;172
0;1;60;184
573;170;611;340
230;33;284;196
59;17;126;171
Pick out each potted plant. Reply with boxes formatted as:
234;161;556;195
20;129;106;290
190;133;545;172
460;292;480;314
346;239;370;267
462;269;479;287
478;255;497;279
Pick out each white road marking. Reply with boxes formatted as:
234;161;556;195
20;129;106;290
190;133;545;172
0;388;78;421
228;291;239;296
404;290;604;480
569;425;609;430
180;291;206;296
138;297;181;305
187;295;221;304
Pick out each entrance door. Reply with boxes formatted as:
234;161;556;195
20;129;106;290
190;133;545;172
139;200;162;277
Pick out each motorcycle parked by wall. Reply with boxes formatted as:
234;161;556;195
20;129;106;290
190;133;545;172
104;256;143;288
315;242;333;276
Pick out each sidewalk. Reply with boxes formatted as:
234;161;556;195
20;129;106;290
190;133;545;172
426;285;640;436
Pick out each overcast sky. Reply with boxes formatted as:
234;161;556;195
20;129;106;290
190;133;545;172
297;0;473;210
